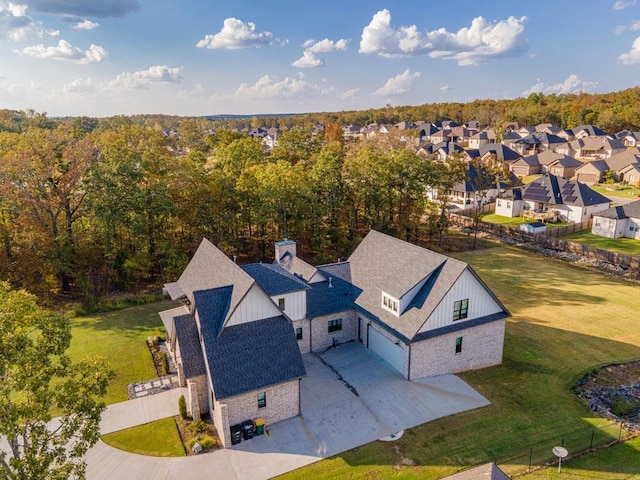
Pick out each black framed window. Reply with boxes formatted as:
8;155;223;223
328;319;342;333
453;299;469;321
278;298;285;310
455;337;463;354
296;327;303;340
258;392;266;408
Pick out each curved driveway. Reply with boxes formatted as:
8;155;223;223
87;343;490;480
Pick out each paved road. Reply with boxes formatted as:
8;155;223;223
87;343;490;480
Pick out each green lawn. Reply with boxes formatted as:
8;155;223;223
102;418;185;457
590;183;640;200
562;229;640;257
278;245;640;479
481;213;572;229
66;300;177;405
521;435;640;479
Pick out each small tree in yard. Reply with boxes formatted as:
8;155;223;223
178;395;188;420
0;282;113;480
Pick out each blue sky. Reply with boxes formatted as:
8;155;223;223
1;0;640;117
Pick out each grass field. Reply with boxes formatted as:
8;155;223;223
522;435;640;479
561;229;640;257
481;213;572;229
590;183;640;200
102;418;185;457
278;244;640;479
66;300;177;405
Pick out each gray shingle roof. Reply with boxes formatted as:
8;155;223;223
174;238;255;324
349;231;470;340
163;282;185;301
241;263;310;296
480;143;520;162
174;314;207;379
594;200;640;220
159;305;189;341
306;274;361;318
276;252;320;282
317;261;352;283
522;174;610;207
194;286;233;338
203;316;306;399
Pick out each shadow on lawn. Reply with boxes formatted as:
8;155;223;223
328;322;640;479
73;300;178;332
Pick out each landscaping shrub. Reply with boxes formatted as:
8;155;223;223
198;435;216;450
161;352;169;375
188;419;207;434
178;395;187;420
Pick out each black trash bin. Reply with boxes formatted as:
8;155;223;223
242;420;255;440
230;424;243;445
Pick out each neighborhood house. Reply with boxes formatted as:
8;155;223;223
160;230;510;447
591;200;640;239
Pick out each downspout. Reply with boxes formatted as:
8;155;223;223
408;343;412;380
309;318;313;352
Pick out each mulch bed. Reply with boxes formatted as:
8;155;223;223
174;416;222;455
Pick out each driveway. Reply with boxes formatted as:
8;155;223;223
86;342;490;480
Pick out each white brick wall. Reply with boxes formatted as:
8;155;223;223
310;310;357;352
409;319;505;379
224;379;300;431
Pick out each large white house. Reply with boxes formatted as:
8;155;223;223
591;200;640;239
160;231;510;447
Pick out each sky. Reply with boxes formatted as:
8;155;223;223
1;0;640;117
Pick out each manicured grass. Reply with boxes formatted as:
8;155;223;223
562;229;640;257
521;174;542;184
278;245;640;479
66;300;177;405
102;417;185;457
522;435;640;479
590;183;640;200
481;213;572;229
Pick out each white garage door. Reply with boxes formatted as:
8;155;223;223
368;326;404;374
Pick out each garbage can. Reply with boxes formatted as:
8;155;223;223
254;418;265;436
230;424;243;445
242;420;255;440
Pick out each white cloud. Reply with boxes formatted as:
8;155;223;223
522;74;599;96
341;87;360;100
62;77;96;92
105;65;182;90
236;73;331;99
291;50;324;67
73;19;99;30
619;35;640;64
373;69;420;96
25;0;140;18
176;83;205;99
440;84;451;93
615;24;627;34
0;1;45;41
17;39;107;63
614;20;640;34
359;9;528;66
196;17;273;49
306;38;349;53
614;0;637;10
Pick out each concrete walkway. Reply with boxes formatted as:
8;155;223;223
87;344;490;480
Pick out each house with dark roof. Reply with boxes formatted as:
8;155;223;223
591;200;640;239
495;174;610;222
160;231;510;447
574;148;640;185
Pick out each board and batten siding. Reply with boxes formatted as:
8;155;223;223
418;267;503;333
271;290;306;321
226;284;281;327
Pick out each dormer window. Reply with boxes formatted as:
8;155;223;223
382;293;399;314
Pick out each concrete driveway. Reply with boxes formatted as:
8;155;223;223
86;342;490;480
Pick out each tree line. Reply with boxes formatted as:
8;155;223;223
0;117;467;306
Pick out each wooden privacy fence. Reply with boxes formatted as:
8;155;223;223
448;214;640;269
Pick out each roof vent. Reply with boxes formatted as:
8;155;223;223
328;277;333;288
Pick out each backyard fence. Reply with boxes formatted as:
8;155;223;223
448;214;640;270
452;421;634;478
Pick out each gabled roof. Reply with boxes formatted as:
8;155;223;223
604;148;640;171
548;155;582;168
173;239;255;324
241;263;310;296
317;261;352;283
571;125;608;137
521;174;610;207
479;143;521;162
194;286;233;338
594;200;640;220
204;316;306;399
159;305;189;341
514;155;540;167
349;230;484;341
174;314;207;379
576;159;608;173
452;164;518;193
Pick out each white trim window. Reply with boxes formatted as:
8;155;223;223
382;293;399;314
